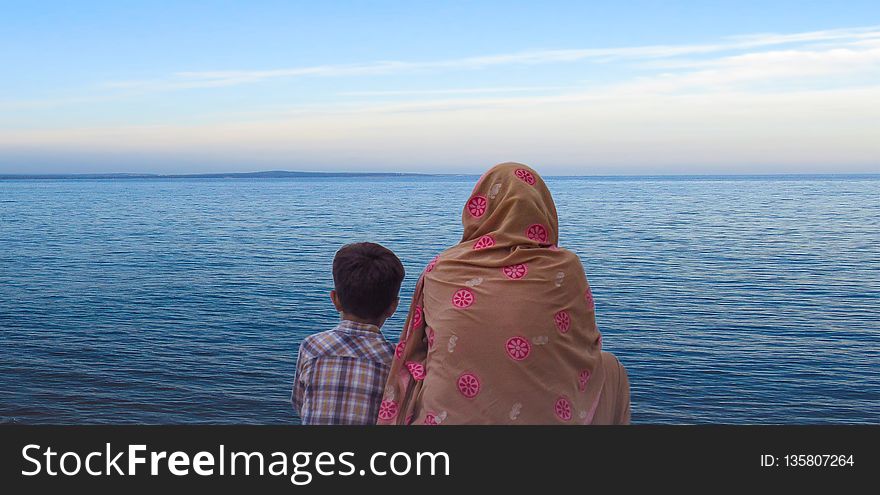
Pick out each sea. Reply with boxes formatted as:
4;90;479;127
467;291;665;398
1;175;878;424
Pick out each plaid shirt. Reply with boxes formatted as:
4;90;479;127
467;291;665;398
292;320;394;425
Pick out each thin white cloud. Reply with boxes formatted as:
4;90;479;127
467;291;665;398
724;25;880;45
611;42;880;94
99;26;880;92
338;85;576;97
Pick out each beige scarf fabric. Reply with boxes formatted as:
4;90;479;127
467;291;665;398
377;163;630;425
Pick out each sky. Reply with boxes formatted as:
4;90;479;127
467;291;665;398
2;0;880;175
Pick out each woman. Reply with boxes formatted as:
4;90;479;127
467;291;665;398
377;163;631;425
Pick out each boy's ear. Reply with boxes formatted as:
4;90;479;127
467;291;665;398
384;297;400;319
330;290;343;313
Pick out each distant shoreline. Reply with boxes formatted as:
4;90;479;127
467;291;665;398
0;170;878;180
0;170;437;180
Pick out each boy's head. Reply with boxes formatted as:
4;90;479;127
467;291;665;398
330;242;405;326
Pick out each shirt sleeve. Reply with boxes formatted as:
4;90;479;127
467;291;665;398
291;345;311;418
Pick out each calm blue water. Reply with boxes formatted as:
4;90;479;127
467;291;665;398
1;175;878;424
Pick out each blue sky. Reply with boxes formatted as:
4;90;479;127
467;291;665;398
2;0;879;174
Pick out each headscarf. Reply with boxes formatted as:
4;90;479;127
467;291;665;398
377;162;614;425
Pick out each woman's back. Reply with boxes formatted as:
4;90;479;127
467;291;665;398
378;163;630;425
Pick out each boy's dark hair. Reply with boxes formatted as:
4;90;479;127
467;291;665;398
333;242;405;320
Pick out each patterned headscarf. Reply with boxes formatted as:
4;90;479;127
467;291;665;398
378;162;623;424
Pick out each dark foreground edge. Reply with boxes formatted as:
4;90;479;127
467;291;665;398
1;425;875;491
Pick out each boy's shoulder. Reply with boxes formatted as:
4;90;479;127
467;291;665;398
299;325;394;364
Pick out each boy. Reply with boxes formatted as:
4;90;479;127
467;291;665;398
292;242;404;424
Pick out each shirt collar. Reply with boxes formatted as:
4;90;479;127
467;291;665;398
336;319;385;337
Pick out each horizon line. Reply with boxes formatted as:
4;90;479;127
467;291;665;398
2;169;879;180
